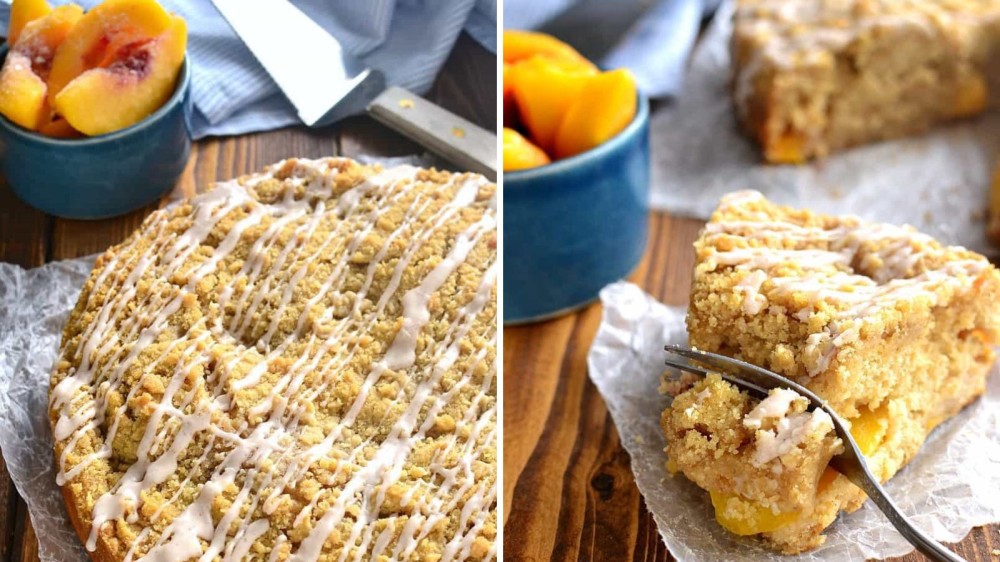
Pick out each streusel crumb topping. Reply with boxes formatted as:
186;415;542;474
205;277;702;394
49;158;497;562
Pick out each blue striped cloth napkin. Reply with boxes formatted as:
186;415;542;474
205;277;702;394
1;0;497;139
505;0;716;99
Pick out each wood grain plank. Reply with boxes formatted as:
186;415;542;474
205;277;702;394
503;246;652;560
249;127;341;165
10;494;34;562
640;214;667;295
49;203;158;261
548;305;617;562
427;33;498;129
217;136;237;185
15;509;36;562
577;385;641;562
502;316;576;533
0;182;49;268
657;216;701;306
0;456;15;562
192;139;220;195
505;336;580;559
338;114;426;162
634;506;670;562
172;147;199;200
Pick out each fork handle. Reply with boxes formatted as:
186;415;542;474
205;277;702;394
830;457;965;562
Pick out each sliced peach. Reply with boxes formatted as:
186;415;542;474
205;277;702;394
503;127;550;171
816;466;839;493
8;0;52;46
848;404;889;456
503;61;517;128
55;15;186;136
0;4;83;130
38;116;83;138
0;55;47;129
951;72;987;118
764;131;807;164
509;56;594;153
553;69;637;159
10;4;84;77
503;29;597;73
503;61;513;99
46;0;175;105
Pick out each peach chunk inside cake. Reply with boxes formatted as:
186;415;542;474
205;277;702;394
662;191;1000;553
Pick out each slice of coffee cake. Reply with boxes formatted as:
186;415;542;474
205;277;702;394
664;191;1000;552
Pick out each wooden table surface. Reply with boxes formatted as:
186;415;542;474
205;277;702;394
0;34;495;562
503;212;1000;562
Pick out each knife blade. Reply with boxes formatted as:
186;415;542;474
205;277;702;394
210;0;383;126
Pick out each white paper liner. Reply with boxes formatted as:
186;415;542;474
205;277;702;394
586;281;1000;562
0;256;96;562
651;1;1000;256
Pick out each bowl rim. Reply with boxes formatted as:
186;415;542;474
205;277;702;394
503;91;650;184
0;45;191;147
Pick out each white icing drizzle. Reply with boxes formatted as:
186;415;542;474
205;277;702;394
386;212;496;371
702;190;989;375
49;158;497;561
743;388;834;467
735;269;769;315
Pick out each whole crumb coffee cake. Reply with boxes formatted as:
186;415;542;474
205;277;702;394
663;191;1000;552
732;0;1000;163
48;158;497;562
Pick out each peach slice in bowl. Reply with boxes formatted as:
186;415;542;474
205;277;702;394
0;44;191;219
0;3;83;130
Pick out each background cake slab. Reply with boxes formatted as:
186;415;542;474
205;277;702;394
650;1;1000;256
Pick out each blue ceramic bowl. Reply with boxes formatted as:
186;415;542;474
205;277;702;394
504;94;650;324
0;47;192;219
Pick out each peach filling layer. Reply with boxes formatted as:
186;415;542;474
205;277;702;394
708;404;890;536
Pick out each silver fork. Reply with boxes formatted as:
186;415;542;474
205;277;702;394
664;344;965;562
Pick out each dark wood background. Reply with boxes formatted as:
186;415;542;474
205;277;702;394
0;34;495;562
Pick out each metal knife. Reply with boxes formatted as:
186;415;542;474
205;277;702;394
211;0;496;180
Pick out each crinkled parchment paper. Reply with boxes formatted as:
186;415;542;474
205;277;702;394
0;256;96;561
587;282;1000;562
651;1;1000;255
